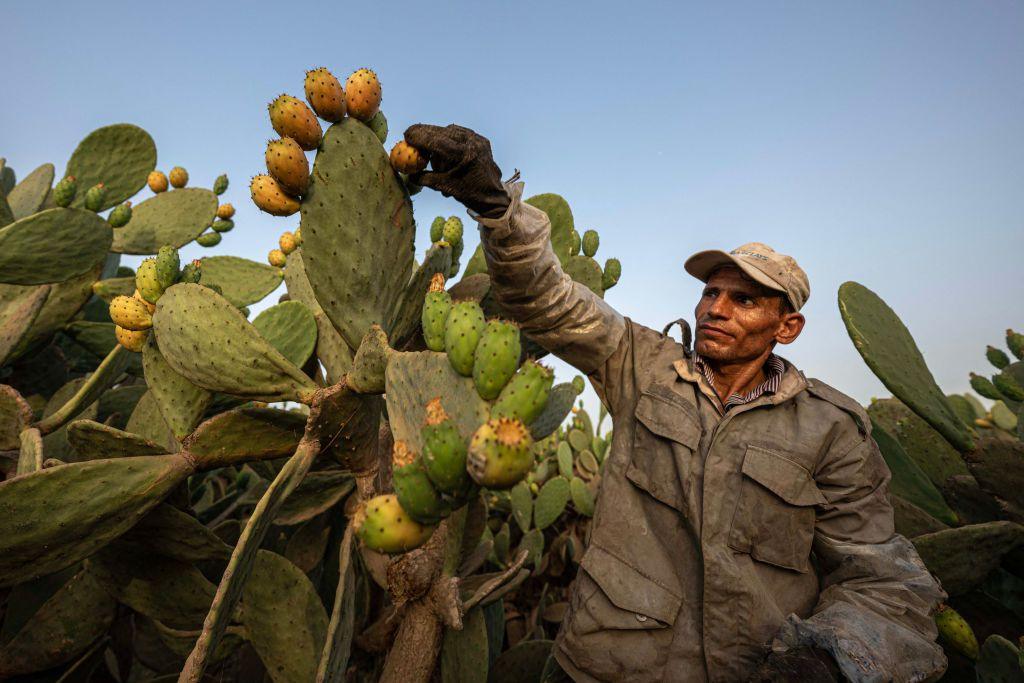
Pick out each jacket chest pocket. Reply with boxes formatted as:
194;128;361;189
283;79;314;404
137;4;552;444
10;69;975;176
625;389;700;513
728;445;826;573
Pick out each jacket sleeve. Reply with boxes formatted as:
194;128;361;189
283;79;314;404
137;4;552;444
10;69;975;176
772;426;948;683
471;177;627;382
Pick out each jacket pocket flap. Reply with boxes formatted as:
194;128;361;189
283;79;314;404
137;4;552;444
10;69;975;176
580;545;682;625
634;390;700;450
741;446;827;507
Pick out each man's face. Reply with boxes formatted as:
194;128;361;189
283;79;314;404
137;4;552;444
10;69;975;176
693;266;805;362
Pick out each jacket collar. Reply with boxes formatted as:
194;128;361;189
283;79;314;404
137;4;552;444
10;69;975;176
672;354;808;411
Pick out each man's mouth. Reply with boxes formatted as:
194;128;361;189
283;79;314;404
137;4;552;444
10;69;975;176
698;324;732;339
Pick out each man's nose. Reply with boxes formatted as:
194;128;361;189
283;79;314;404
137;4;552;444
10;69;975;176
707;295;731;318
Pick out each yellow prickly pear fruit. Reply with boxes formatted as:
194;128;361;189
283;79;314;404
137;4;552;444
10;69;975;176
115;325;149;352
304;67;346;122
133;289;156;314
294;226;302;245
268;249;287;267
216;203;235;219
265;138;310;196
279;231;297;255
467;417;534;489
345;68;382;121
148;170;168;193
268;94;322;151
354;494;434;554
935;604;978;660
250;175;300;216
390;141;428;174
169;166;188;188
135;258;164;304
109;295;153;331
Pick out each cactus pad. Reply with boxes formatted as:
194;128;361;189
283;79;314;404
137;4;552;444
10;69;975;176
389;242;452;349
252;300;318;369
66;420;168;460
142;336;213;439
65;124;156;211
111;187;218;254
182;407;306;470
282;248;353;382
534;476;571;529
0;208;112;285
872;425;957;525
0;285;49;366
912;521;1024;596
530;382;578;439
6;163;54;220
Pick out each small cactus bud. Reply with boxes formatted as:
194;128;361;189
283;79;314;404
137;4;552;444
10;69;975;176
107;202;132;228
213;173;229;195
53;176;77;207
196;231;221;247
84;183;106;212
367;110;388;144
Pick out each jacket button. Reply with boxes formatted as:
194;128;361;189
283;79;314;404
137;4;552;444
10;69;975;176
635;614;648;622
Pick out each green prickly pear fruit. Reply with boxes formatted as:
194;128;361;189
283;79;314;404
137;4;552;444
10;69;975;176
442;216;464;248
279;231;297;255
467;417;534;489
213;173;229;195
430;216;445;243
569;229;581;256
367;110;388;144
421;398;471;495
392;440;447;524
304;66;347;122
265;137;310;196
180;259;202;284
345;68;382;122
135;259;164;304
582;230;599;257
268;249;287;267
53;175;77;207
1008;329;1024;361
108;202;132;228
422;273;452;352
108;295;153;331
986;346;1010;370
444;300;486;376
348;325;390;394
84;183;106;212
169;166;188;188
572;375;586;394
993;372;1024;401
970;373;1003;400
250;174;300;216
148;170;168;193
473;319;522;400
269;94;323;151
935;604;979;660
212;219;234;233
155;246;180;289
491;360;554;425
355;494;434;554
602;257;621;291
217;203;235;220
196;231;221;247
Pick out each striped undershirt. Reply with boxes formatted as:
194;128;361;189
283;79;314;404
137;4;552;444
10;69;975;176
692;353;785;409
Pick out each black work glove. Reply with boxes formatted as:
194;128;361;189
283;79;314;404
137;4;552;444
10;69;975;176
749;646;841;682
403;124;510;218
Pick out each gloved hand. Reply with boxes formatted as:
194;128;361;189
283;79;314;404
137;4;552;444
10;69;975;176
403;124;510;218
749;646;841;682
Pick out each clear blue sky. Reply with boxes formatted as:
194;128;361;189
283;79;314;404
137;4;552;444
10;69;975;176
3;1;1022;410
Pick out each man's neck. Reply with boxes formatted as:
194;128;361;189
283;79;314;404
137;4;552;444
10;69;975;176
701;348;774;403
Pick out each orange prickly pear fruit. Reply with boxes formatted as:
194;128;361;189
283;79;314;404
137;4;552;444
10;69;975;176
304;67;346;122
169;166;188;188
115;326;149;352
216;203;235;219
390;141;428;174
345;68;382;121
268;94;322;151
133;290;156;314
265;138;310;196
279;231;297;255
250;175;300;216
109;295;153;331
268;249;287;267
148;170;168;193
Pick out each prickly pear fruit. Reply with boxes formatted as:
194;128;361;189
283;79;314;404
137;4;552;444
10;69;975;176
602;257;621;290
212;219;234;233
348;325;390;394
268;94;322;151
135;258;164;304
148;170;168;193
473;319;522;400
250;174;300;216
293;226;302;245
355;494;434;554
265;137;310;196
935;604;979;660
304;67;347;122
155;246;180;290
970;373;1002;400
491;360;554;425
390;141;428;174
169;166;188;188
216;203;235;220
572;375;586;394
180;259;202;284
986;345;1010;370
392;441;448;524
84;183;106;212
132;289;156;314
53;175;77;207
268;249;287;267
467;417;534;489
993;372;1024;401
442;216;464;248
345;68;382;121
582;229;599;257
108;202;132;228
430;216;445;243
213;173;229;195
422;274;452;353
115;325;149;352
196;231;221;247
569;229;581;256
444;300;486;376
1008;329;1024;361
109;295;153;331
367;110;388;144
279;231;297;254
421;398;472;495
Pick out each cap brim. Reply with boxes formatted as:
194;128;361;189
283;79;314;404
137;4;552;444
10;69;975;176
684;249;787;297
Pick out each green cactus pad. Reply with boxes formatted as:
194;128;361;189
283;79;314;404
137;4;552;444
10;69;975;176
110;188;218;254
181;407;306;471
124;390;177;452
872;425;957;525
274;472;354;526
348;325;391;394
91;276;136;302
65;124;156;211
16;427;43;475
534;476;571;530
283;248;353;382
116;503;230;563
526;193;575;264
510;481;533;532
963;438;1024;513
867;398;969;488
0;568;116;677
0;284;48;366
4;266;101;362
300;117;415;350
838;282;973;452
975;635;1022;683
571;476;596;516
152;284;318;403
143;336;213;439
0;208;111;285
0;385;32;451
66;419;168;460
316;527;357;682
564;255;605;297
6;163;54;220
489;640;554;683
912;521;1024;596
252;300;318;369
390;242;453;349
441;605;490;683
200;255;284;308
0;158;14;196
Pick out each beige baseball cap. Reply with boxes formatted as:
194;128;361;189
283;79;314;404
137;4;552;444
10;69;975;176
684;242;810;311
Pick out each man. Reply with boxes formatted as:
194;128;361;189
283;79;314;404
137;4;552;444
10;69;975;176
404;124;948;682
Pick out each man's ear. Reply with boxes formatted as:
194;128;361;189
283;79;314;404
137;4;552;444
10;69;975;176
775;312;805;346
